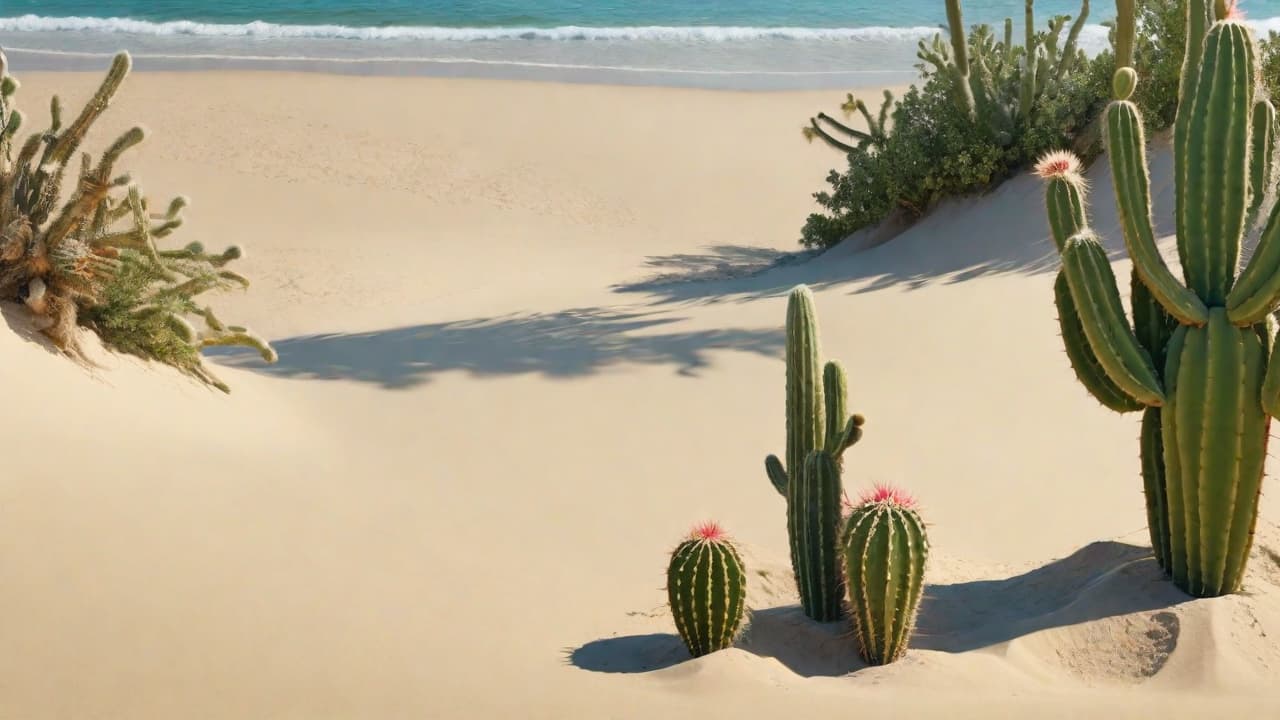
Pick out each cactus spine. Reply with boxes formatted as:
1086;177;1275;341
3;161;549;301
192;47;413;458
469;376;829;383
841;487;929;666
765;285;863;621
1038;0;1277;596
666;522;747;658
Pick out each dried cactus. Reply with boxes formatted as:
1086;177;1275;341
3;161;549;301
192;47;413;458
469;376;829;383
0;49;275;392
1037;0;1277;596
666;522;747;658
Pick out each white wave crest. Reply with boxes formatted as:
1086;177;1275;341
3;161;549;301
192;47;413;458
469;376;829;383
0;14;942;42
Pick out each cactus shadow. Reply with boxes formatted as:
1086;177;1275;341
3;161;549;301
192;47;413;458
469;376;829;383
567;633;690;673
913;540;1191;653
736;605;865;677
209;307;784;389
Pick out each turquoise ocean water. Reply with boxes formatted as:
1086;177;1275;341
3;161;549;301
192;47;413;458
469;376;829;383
2;1;1279;88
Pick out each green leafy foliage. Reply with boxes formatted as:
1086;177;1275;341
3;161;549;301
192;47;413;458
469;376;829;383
1132;0;1186;129
801;42;1112;249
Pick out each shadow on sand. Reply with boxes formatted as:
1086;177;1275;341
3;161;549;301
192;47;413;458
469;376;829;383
568;540;1190;677
608;143;1181;306
209;307;784;389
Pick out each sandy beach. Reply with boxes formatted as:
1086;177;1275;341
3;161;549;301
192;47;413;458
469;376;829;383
0;70;1277;718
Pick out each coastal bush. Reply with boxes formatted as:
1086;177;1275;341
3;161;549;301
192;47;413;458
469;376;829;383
763;285;864;622
1037;0;1277;596
1131;0;1185;129
0;49;275;392
800;0;1113;249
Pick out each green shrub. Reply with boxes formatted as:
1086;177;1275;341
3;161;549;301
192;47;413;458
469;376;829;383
800;0;1112;249
1132;0;1185;129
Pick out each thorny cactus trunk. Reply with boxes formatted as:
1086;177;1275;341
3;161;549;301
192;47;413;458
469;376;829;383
764;285;864;621
1038;0;1278;597
0;49;275;391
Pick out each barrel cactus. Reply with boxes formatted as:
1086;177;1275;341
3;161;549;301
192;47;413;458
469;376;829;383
764;285;864;621
1037;0;1277;597
666;522;747;658
841;485;929;666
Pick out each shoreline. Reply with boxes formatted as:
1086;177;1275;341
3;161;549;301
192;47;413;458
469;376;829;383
0;43;919;90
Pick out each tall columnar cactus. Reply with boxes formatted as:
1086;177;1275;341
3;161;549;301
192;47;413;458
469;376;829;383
666;522;747;658
1038;0;1278;597
0;49;275;391
841;486;929;666
764;285;864;621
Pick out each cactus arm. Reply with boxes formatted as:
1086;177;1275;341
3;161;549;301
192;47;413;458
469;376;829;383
42;52;130;170
1114;0;1135;70
1140;407;1172;571
1019;0;1038;118
1263;351;1280;421
1060;231;1165;405
1106;100;1209;324
1247;99;1276;227
1176;23;1254;304
765;454;788;495
1227;198;1280;322
803;118;860;153
822;361;849;454
1055;0;1089;81
1055;271;1146;411
1044;174;1086;252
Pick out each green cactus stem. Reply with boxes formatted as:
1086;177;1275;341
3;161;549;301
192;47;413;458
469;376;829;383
841;486;929;666
1037;6;1278;596
764;285;864;622
1248;99;1276;228
666;522;747;658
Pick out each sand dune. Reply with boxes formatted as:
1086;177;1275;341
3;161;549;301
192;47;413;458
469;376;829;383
0;70;1277;718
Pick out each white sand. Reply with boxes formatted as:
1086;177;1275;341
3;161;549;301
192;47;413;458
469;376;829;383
0;71;1277;718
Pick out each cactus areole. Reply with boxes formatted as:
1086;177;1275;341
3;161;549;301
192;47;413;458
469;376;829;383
764;285;864;621
1038;0;1278;597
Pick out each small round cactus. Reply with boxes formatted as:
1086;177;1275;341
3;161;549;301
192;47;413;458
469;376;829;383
841;485;929;665
666;522;747;658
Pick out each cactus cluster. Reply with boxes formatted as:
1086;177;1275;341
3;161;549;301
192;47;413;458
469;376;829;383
666;522;747;658
841;486;929;666
1039;0;1277;597
0;49;275;391
764;285;864;621
919;0;1091;142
